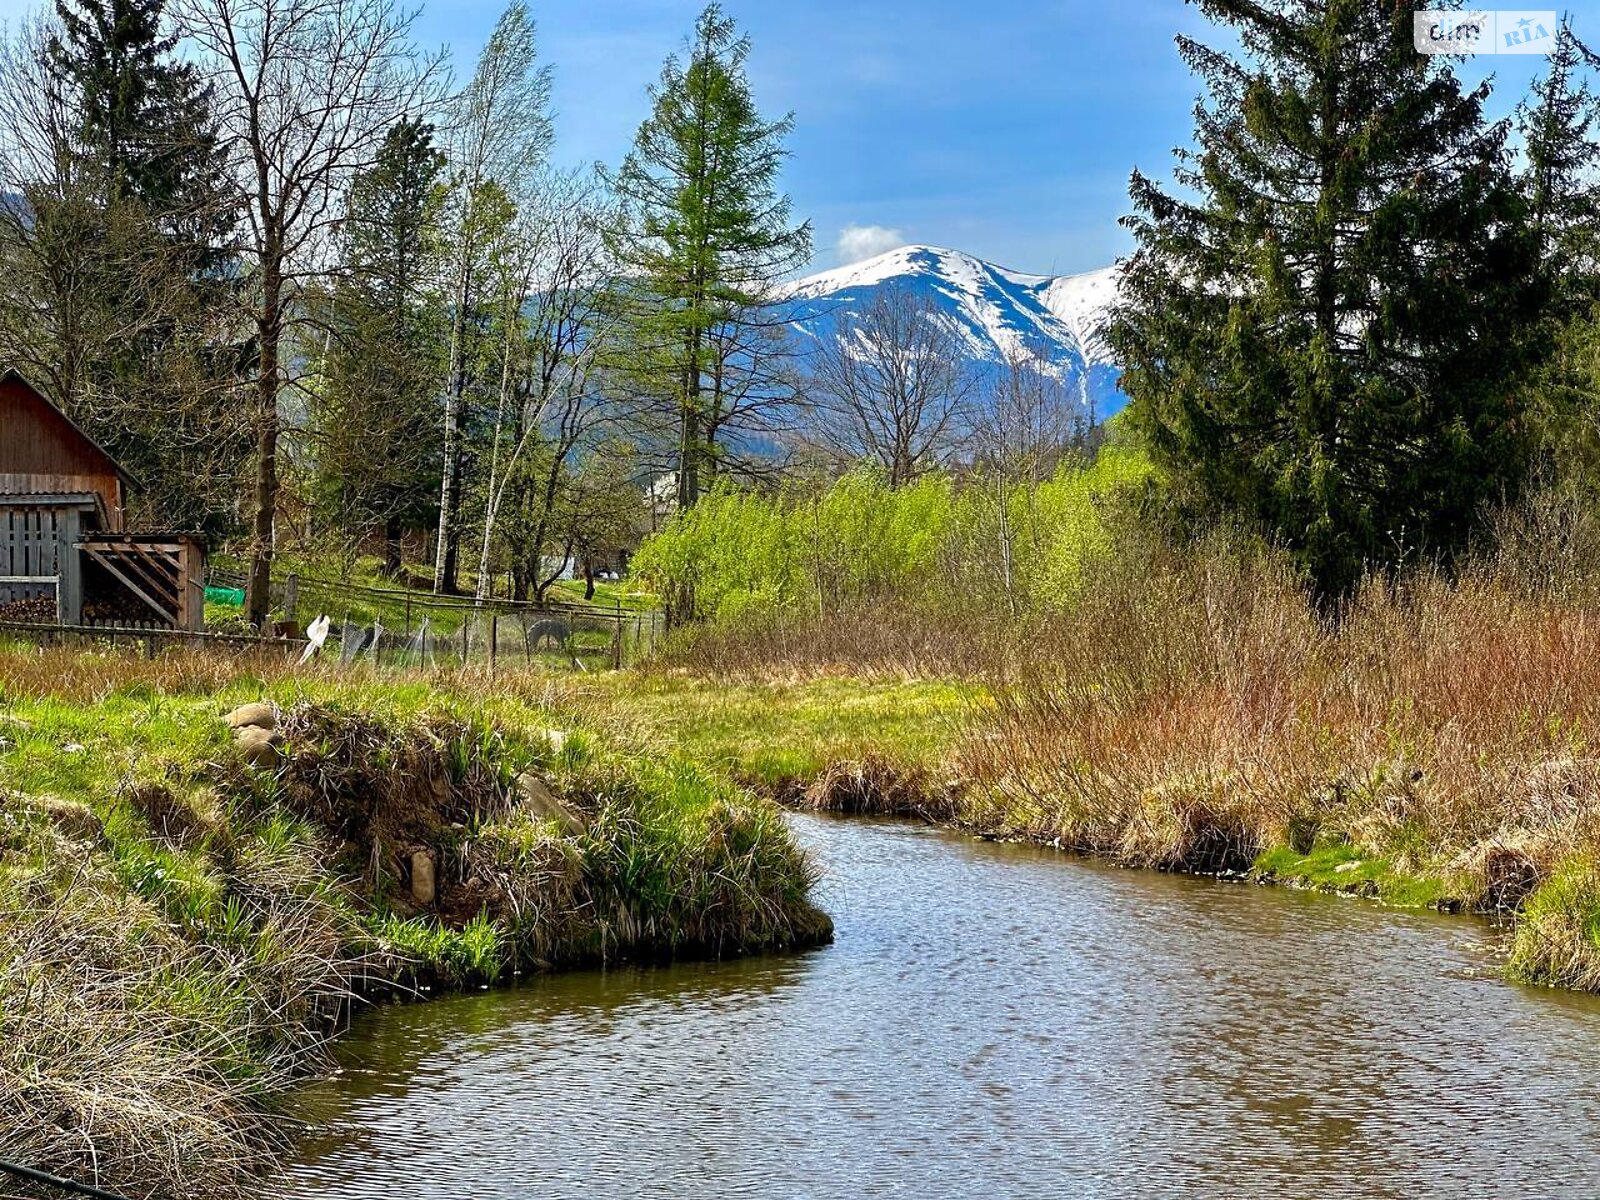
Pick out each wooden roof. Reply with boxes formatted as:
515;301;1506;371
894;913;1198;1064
0;368;138;490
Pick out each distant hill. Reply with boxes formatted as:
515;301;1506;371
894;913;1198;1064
779;244;1125;422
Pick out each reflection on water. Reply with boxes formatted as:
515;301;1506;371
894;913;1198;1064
277;815;1600;1197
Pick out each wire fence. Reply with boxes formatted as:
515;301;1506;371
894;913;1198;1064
0;569;666;673
208;568;665;672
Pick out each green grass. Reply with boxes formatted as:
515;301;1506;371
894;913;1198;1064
1252;842;1451;909
0;660;825;1197
212;551;660;629
579;675;984;795
1508;860;1600;990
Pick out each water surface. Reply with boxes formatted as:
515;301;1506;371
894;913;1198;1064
278;815;1600;1197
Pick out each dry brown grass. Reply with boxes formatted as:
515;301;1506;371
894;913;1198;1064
640;488;1600;986
645;600;1002;684
800;753;959;822
959;536;1600;915
0;638;307;702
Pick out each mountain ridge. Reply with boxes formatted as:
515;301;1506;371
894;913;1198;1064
779;244;1125;421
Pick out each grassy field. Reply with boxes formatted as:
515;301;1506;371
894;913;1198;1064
0;645;825;1197
571;674;982;795
208;551;658;634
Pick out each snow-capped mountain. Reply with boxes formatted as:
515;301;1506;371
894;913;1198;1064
780;245;1125;422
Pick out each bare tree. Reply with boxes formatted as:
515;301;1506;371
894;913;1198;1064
176;0;445;627
972;346;1085;608
808;286;977;485
470;169;612;602
464;170;622;604
433;0;552;595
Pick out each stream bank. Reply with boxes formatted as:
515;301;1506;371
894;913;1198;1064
0;677;827;1198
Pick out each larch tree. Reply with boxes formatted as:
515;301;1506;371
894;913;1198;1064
1108;0;1546;600
605;3;811;514
176;0;445;628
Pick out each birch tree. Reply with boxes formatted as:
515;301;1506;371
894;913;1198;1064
473;170;617;603
432;0;551;595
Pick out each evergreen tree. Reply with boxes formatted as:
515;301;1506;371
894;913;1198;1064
48;0;231;234
1109;0;1546;600
12;0;245;532
1518;17;1600;315
314;115;448;575
1514;18;1600;481
605;4;811;512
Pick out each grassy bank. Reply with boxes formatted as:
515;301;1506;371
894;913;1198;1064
0;647;827;1198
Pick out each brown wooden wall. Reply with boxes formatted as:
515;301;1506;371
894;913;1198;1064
0;376;125;530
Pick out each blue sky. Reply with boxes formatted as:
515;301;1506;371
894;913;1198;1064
0;0;1581;276
415;0;1575;276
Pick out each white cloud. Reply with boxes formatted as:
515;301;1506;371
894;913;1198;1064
836;224;906;265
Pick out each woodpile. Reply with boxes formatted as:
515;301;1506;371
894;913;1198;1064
0;596;56;622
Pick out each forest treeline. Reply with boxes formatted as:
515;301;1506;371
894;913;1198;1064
3;0;1030;624
7;0;1600;633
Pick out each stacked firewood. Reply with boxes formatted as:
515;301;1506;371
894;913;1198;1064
83;595;155;624
0;596;57;622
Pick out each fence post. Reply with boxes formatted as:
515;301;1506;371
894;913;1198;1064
284;573;299;623
489;613;498;679
612;599;623;669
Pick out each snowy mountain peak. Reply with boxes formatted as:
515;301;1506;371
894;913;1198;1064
781;245;1126;420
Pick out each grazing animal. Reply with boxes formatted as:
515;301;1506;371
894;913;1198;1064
527;618;571;651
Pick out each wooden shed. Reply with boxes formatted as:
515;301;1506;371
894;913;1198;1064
0;370;206;630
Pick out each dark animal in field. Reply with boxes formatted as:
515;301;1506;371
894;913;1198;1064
526;618;572;651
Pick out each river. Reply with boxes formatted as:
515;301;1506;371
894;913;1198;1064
276;814;1600;1197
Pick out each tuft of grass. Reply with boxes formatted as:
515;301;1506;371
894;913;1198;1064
1508;860;1600;990
1252;843;1450;909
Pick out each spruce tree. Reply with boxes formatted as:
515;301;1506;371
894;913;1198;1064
48;0;231;253
1519;17;1600;314
605;4;811;512
315;115;447;575
28;0;243;531
1109;0;1546;599
1518;20;1600;483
